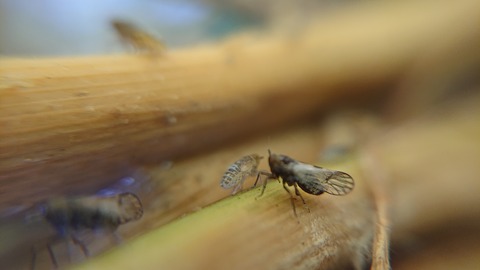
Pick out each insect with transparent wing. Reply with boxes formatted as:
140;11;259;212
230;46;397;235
254;150;354;216
31;192;143;269
220;154;263;195
111;20;165;55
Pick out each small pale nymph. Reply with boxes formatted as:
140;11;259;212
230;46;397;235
220;154;263;195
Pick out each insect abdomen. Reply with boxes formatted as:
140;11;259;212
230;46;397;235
220;154;262;192
220;163;245;188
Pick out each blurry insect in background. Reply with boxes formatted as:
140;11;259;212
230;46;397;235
255;150;354;216
220;154;264;195
318;111;380;162
31;192;143;269
111;19;165;56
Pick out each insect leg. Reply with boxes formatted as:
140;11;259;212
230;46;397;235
46;243;58;268
293;183;310;213
282;181;298;217
71;234;90;257
259;175;278;198
253;171;271;187
30;246;36;270
231;182;243;195
112;231;123;245
254;171;275;198
293;184;306;204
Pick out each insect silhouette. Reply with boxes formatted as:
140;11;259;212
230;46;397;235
111;20;165;55
254;150;354;216
31;192;143;269
220;154;264;195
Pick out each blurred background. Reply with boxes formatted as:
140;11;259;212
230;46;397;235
0;0;264;55
1;0;480;269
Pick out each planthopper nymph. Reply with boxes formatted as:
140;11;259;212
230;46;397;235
220;154;264;195
255;150;354;216
33;192;143;268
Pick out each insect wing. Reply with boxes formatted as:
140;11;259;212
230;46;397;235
292;163;354;195
112;20;164;54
